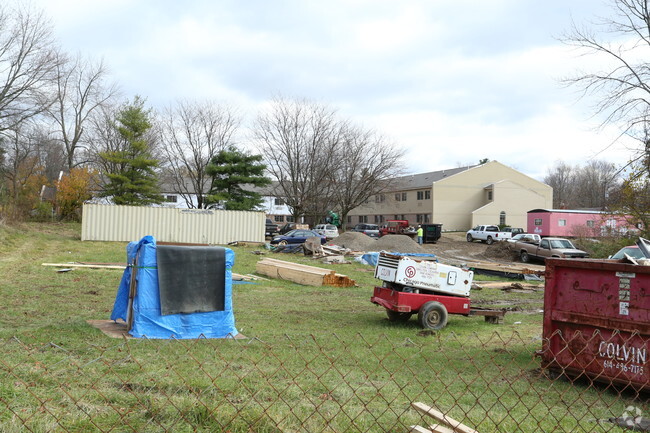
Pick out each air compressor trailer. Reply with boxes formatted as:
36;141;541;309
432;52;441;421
370;252;505;329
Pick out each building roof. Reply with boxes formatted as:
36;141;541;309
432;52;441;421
528;208;609;215
391;166;474;190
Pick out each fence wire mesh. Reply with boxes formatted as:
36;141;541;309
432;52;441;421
1;330;649;432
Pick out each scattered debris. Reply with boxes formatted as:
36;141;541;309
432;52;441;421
320;255;351;264
451;260;545;279
255;258;355;287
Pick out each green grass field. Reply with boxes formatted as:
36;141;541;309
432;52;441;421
0;223;642;432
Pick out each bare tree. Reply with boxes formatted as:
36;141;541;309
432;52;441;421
330;125;404;228
159;100;239;208
0;124;49;218
573;160;620;208
253;97;343;224
544;161;576;208
47;54;118;170
0;4;59;133
563;0;650;159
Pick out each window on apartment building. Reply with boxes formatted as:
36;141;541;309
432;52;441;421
417;191;423;200
500;211;506;226
534;218;542;226
395;193;401;202
286;216;294;222
425;191;430;200
558;219;567;227
488;191;493;200
164;195;177;203
358;215;368;223
416;214;430;223
586;220;594;227
347;216;352;223
402;192;407;201
274;198;285;206
274;215;284;222
375;194;385;203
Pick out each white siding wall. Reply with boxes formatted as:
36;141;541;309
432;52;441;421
81;204;265;243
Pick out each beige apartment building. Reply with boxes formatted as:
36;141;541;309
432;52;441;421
347;160;553;231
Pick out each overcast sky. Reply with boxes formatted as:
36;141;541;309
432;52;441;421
25;0;635;180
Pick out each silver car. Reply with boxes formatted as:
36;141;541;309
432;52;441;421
314;224;339;239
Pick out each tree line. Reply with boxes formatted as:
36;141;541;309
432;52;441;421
0;4;404;225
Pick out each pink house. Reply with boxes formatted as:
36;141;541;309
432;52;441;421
527;209;640;237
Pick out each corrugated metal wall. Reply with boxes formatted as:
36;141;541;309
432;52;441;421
81;204;265;244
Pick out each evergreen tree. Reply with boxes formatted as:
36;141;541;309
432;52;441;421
99;97;162;205
206;147;271;211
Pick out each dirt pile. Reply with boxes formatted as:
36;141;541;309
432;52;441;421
373;235;428;254
329;231;377;251
329;233;427;254
483;241;519;260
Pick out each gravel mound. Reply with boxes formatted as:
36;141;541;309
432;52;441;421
329;231;377;251
373;234;428;254
329;232;427;254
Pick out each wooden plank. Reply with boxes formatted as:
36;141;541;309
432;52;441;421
409;426;433;433
257;260;334;277
429;424;456;433
255;262;326;287
43;263;125;270
411;402;479;433
255;258;356;287
259;258;335;275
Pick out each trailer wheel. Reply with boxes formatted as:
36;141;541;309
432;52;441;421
418;301;448;330
520;250;530;263
386;309;412;322
466;234;473;242
486;236;494;245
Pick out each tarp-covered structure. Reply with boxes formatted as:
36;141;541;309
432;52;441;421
111;236;238;338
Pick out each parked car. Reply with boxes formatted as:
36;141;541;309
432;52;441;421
270;229;326;245
466;225;512;244
513;237;589;263
609;245;646;260
506;233;542;244
351;223;380;238
503;227;525;236
278;222;297;234
314;224;339;239
265;218;279;237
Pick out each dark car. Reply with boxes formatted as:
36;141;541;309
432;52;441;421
270;229;326;245
351;223;380;238
265;218;279;237
278;222;298;234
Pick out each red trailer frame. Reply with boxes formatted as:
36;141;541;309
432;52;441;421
371;286;504;329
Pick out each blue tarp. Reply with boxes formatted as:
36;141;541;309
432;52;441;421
357;251;437;266
110;236;238;339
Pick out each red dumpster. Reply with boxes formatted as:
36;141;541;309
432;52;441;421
541;258;650;389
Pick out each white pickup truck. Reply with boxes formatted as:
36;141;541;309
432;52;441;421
466;225;512;244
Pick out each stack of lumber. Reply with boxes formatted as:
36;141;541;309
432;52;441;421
255;258;355;287
410;402;480;433
458;260;545;277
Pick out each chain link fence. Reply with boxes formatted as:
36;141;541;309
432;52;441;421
1;330;648;432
